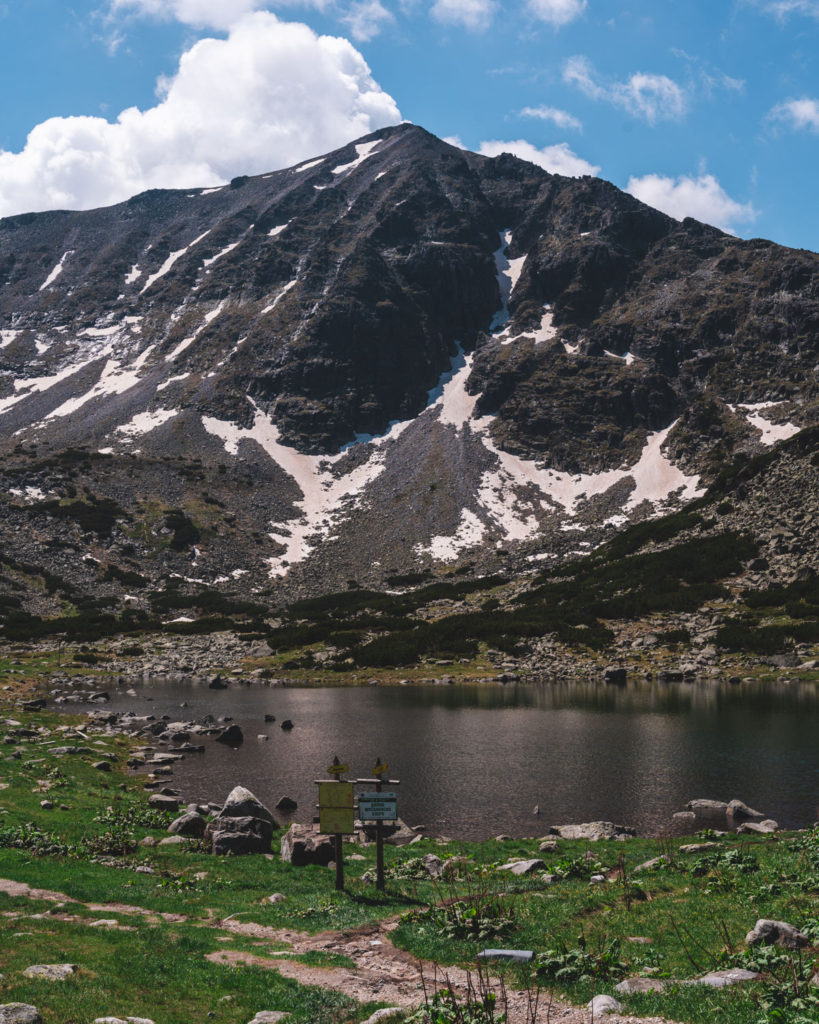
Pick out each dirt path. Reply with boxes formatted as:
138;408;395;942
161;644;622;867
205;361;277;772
1;876;678;1024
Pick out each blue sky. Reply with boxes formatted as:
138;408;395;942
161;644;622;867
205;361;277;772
0;0;817;251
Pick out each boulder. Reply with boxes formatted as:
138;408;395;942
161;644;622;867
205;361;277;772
549;821;635;841
588;995;623;1015
614;977;669;994
207;816;273;855
22;964;77;981
686;799;729;820
0;1007;43;1024
168;812;207;837
632;855;670;873
147;794;180;812
727;799;766;822
215;724;243;746
280;823;335;867
275;796;298;812
247;1013;289;1023
280;720;294;730
745;919;810;949
737;819;779;834
498;859;546;876
603;667;627;686
421;853;444;878
692;969;762;988
219;786;276;824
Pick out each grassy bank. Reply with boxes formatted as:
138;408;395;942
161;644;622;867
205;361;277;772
0;697;817;1024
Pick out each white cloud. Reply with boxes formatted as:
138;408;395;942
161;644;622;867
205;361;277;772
769;96;819;132
526;0;586;26
430;0;496;30
564;56;687;124
108;0;268;30
479;139;599;177
0;12;400;218
520;105;582;130
343;0;395;39
750;0;819;18
626;173;757;233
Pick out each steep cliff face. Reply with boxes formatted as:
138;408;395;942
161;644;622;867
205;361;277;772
0;123;817;609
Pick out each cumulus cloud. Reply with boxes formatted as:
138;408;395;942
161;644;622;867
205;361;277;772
343;0;394;39
0;12;400;218
520;105;582;130
626;172;757;233
430;0;496;31
526;0;586;26
108;0;269;30
479;139;599;177
769;96;819;131
564;56;687;123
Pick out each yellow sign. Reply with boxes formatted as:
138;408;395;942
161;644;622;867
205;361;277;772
318;782;353;808
320;806;356;834
373;762;388;777
327;762;349;775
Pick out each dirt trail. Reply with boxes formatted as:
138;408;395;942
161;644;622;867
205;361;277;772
1;876;678;1024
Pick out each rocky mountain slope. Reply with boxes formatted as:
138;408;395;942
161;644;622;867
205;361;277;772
1;123;817;633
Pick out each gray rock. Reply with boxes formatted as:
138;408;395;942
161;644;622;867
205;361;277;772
745;919;810;949
147;794;180;812
679;842;718;853
550;821;635;841
587;995;623;1015
168;812;206;837
207;816;273;855
360;1010;405;1024
92;1018;155;1023
737;819;779;834
280;823;334;867
22;964;77;981
274;796;298;812
158;836;190;846
614;977;669;994
497;858;546;876
92;760;112;772
219;786;276;824
692;968;762;988
632;855;670;873
421;853;443;878
247;1013;288;1023
686;799;729;819
215;724;243;746
727;799;766;821
538;840;559;853
0;1006;43;1024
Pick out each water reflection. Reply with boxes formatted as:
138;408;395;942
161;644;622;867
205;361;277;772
96;678;819;840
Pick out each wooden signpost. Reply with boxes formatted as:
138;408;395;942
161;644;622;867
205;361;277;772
316;757;355;891
316;755;401;893
356;757;400;892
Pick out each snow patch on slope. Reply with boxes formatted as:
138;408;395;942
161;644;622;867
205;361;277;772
731;401;801;446
116;408;177;438
331;139;382;175
140;231;210;293
415;509;486;563
39;251;73;291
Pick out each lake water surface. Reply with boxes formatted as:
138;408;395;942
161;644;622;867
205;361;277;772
102;679;819;839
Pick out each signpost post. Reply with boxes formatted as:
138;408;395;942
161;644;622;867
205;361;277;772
316;757;354;892
356;758;399;892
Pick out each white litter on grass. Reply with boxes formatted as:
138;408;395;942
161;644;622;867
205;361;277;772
39;251;73;291
125;264;142;285
261;279;297;315
415;509;486;563
294;157;324;173
202;403;398;577
140;231;210;293
0;330;20;348
166;300;226;361
203;241;240;268
268;223;290;237
331;139;382;176
115;408;177;438
731;402;801;446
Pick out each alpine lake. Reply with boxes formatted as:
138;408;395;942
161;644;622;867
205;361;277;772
99;676;819;839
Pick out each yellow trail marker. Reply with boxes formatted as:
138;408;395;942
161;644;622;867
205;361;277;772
373;762;388;777
327;762;349;776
